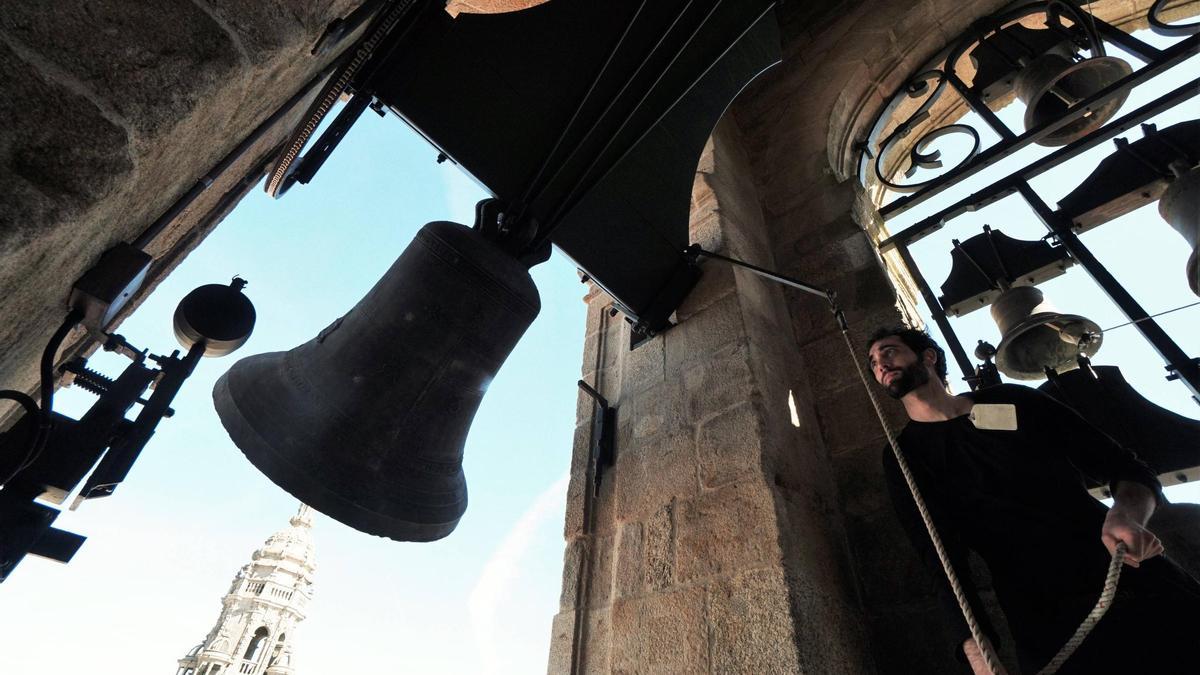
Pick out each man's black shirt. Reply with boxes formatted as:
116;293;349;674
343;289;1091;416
882;383;1200;672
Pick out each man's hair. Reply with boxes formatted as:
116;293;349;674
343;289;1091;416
866;326;948;385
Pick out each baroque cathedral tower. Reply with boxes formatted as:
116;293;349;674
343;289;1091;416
176;505;316;675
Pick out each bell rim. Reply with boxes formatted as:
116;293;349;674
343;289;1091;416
993;312;1103;380
1022;55;1133;147
1188;249;1199;297
213;366;466;542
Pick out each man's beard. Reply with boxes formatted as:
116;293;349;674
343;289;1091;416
882;361;929;399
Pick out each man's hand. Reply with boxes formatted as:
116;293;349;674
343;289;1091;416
963;638;1008;675
1102;481;1163;568
1102;508;1163;568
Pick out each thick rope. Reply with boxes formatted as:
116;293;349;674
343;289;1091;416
839;324;1129;674
837;327;1005;675
1037;541;1126;674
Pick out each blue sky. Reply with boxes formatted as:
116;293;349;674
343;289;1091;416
0;21;1196;675
0;107;585;674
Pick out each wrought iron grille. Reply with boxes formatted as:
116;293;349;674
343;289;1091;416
855;0;1200;403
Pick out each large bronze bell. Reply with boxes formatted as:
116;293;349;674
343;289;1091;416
1160;164;1200;297
1014;51;1131;146
991;286;1102;380
212;221;541;542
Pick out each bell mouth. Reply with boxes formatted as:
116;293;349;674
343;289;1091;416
214;351;467;543
1188;250;1199;297
1018;54;1133;147
994;312;1103;380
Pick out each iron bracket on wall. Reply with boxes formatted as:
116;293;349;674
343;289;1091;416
576;380;616;498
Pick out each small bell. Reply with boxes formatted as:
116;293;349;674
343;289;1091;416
1014;51;1132;146
991;286;1102;380
1159;163;1200;297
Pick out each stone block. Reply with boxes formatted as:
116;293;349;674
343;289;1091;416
610;586;709;674
559;538;584;612
618;330;665;399
707;568;801;673
202;1;344;66
564;461;618;540
615;429;696;529
580;608;612;675
674;253;736;323
697;401;765;489
816;384;886;457
625;381;685;441
0;41;132;254
676;481;779;584
586;534;615;608
546;610;576;675
831;440;889;519
796;331;860;399
643;501;675;592
680;340;756;424
1;1;240;137
613;520;644;600
664;291;746;375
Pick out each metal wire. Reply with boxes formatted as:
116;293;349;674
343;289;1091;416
1100;300;1200;333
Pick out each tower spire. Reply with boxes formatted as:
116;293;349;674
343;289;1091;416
176;505;315;675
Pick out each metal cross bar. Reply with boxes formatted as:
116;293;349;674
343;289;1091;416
1016;181;1200;401
685;245;833;300
878;32;1199;221
878;75;1200;252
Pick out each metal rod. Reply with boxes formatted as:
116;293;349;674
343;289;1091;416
878;75;1200;251
945;72;1016;141
894;243;977;385
879;33;1200;222
1092;15;1165;62
527;0;702;213
688;246;832;299
576;379;610;410
1016;181;1200;400
519;0;649;207
532;2;776;252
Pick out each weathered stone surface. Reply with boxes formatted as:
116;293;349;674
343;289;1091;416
0;41;132;255
1;2;240;138
680;340;756;424
612;520;644;600
610;586;709;674
663;290;746;374
676;481;779;584
614;424;697;524
708;568;802;673
618;329;665;399
697;401;764;489
643;501;676;592
0;0;359;412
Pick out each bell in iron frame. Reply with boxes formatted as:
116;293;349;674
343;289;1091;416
967;22;1132;148
1013;46;1132;147
991;285;1102;380
1160;163;1200;297
212;221;541;542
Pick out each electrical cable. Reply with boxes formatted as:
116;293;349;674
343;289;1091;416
0;310;82;488
0;389;40;483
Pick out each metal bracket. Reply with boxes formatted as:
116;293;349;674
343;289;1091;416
577;380;616;497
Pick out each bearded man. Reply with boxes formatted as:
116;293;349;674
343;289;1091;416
867;326;1200;674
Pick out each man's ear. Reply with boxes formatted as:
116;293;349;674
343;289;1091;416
922;347;938;369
